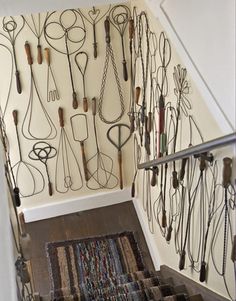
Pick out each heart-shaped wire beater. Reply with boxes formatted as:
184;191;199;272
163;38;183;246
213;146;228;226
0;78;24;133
79;5;111;58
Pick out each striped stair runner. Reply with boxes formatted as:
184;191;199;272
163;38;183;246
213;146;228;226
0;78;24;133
49;270;189;301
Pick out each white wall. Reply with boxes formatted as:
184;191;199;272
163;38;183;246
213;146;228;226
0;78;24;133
0;145;18;301
131;0;235;299
0;3;134;212
144;0;235;133
0;0;122;17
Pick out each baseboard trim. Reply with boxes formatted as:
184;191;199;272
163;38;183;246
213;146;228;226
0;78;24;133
23;188;131;223
132;197;161;270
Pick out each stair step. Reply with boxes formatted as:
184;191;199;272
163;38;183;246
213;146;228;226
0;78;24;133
39;270;200;301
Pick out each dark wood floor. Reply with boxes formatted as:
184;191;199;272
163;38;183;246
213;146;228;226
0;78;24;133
25;201;154;296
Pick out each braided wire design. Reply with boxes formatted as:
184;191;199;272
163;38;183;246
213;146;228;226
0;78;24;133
98;44;125;124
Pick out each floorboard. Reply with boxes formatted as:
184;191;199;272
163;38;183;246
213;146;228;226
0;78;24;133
25;201;154;296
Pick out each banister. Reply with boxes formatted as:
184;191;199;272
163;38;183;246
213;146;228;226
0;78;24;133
138;132;236;170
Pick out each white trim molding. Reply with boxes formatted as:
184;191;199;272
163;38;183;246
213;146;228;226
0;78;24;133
23;188;132;222
132;198;161;270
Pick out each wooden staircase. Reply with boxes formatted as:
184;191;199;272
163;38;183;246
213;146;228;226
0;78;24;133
33;265;230;301
34;269;206;301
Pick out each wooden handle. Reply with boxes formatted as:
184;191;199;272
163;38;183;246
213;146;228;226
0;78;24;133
162;210;167;228
179;250;186;270
72;92;78;109
118;150;123;190
166;225;173;242
223;157;232;188
93;43;98;59
199;261;206;282
144;115;148;132
44;48;50;66
122;60;128;81
12;110;18;126
131;182;135;198
172;171;179;189
24;41;33;65
19;262;30;284
147;112;152;133
80;141;89;181
92;97;96;116
15;71;22;94
58;107;64;127
160;133;167;155
151;167;158;187
18;212;26;234
83;97;88;112
180;158;188;181
13;187;21;207
129;19;134;40
48;182;53;196
231;235;236;262
104;17;110;44
37;45;42;64
200;156;206;171
135;87;141;104
130;115;135;134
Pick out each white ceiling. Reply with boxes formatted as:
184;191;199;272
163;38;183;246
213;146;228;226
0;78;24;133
0;0;123;16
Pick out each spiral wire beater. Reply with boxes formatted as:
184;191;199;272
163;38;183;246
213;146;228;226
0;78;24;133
44;9;86;109
0;16;25;94
79;5;111;58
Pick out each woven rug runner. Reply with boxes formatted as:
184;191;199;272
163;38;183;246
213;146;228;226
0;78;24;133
46;232;144;299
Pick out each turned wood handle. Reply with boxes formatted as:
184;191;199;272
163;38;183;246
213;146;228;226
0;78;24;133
18;212;26;234
93;43;98;59
44;48;50;66
83;97;88;112
15;71;22;94
151;168;157;187
130;115;135;134
166;225;173;242
72;92;78;109
122;60;128;81
179;250;186;270
180;158;188;181
199;261;206;282
104;17;110;44
58;107;64;128
135;87;141;104
144;115;148;132
12;110;18;126
131;182;135;198
200;156;206;171
231;235;236;262
147;112;152;133
80;141;89;181
118;150;123;190
129;19;134;40
24;41;33;65
92;97;96;116
223;157;232;188
37;45;42;64
13;187;21;207
172;170;179;189
162;210;167;228
48;182;53;196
